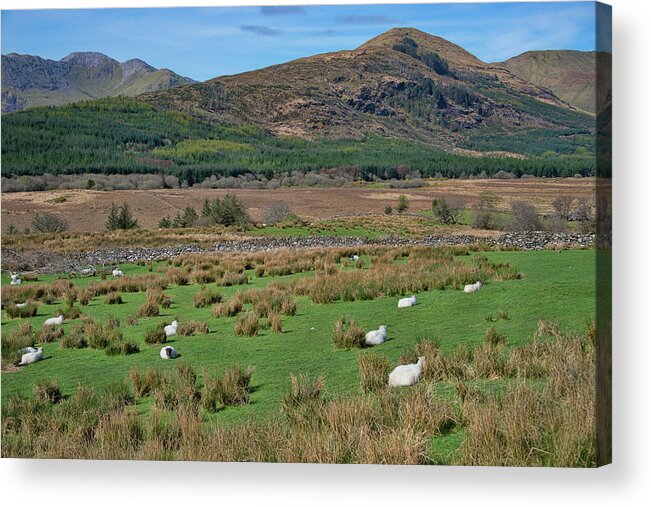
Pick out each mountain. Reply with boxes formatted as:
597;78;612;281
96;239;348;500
497;50;611;114
1;51;195;113
138;28;591;154
1;29;598;181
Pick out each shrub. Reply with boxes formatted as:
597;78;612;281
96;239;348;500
104;292;123;305
431;197;461;225
332;316;366;349
33;380;62;404
396;195;409;214
32;212;69;233
105;202;139;230
235;312;259;337
509;200;541;232
263;202;294;225
144;323;167;344
177;320;209;336
472;191;500;230
38;325;65;343
194;287;222;308
5;303;38;318
126;315;139;326
384;206;393;215
358;352;391;393
552;195;574;221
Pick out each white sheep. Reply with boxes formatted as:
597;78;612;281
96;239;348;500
10;273;22;285
21;346;38;354
164;320;178;338
112;268;124;277
19;347;44;366
388;357;425;387
81;266;95;276
397;295;417;308
365;325;387;346
351;254;360;261
43;315;64;326
15;302;29;308
463;281;482;293
160;346;178;359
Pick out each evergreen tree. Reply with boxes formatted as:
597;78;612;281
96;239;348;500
105;203;121;230
397;195;409;214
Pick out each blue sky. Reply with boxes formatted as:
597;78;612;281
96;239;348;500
1;2;601;81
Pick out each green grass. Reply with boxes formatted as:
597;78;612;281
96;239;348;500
1;249;595;429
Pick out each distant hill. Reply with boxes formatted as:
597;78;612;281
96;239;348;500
139;28;590;153
497;50;611;114
1;51;195;113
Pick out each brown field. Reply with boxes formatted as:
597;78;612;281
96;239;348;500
1;178;595;233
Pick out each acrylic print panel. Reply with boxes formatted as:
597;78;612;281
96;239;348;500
0;1;611;467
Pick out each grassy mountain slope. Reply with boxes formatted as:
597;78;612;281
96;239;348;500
498;50;611;114
1;52;195;113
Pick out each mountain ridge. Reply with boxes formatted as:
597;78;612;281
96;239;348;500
1;51;195;113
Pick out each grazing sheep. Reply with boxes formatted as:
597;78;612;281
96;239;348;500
164;320;178;338
365;325;388;346
81;266;95;276
21;346;38;354
43;315;64;326
10;273;22;285
397;295;417;308
19;347;44;366
463;281;482;293
160;346;178;359
388;357;425;387
112;268;124;277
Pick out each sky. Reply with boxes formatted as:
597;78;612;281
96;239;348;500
1;2;602;82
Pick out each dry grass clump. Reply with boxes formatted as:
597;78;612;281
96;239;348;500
38;325;65;343
58;305;82;320
126;315;139;326
201;365;255;411
193;287;222;308
235;312;259;337
238;286;297;318
4;303;38;319
211;295;244;318
2;323;35;367
268;313;283;334
358;352;391;393
485;327;508;346
104;291;123;305
77;288;94;306
83;317;138;356
280;373;325;425
33;379;62;404
177;320;209;336
332;316;366;349
144;323;167;344
136;301;159;318
216;272;249;287
59;325;88;349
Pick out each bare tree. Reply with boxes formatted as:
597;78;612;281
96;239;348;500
32;212;69;233
509;201;541;232
552;196;575;222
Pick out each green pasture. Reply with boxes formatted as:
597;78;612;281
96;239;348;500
1;249;596;432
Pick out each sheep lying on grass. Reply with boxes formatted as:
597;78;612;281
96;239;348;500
351;255;360;261
364;325;387;346
19;347;44;366
81;267;95;276
10;273;22;285
112;268;124;277
463;281;482;293
16;302;28;308
43;315;64;326
388;357;425;387
164;320;178;338
397;295;417;308
160;346;178;359
21;346;38;354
